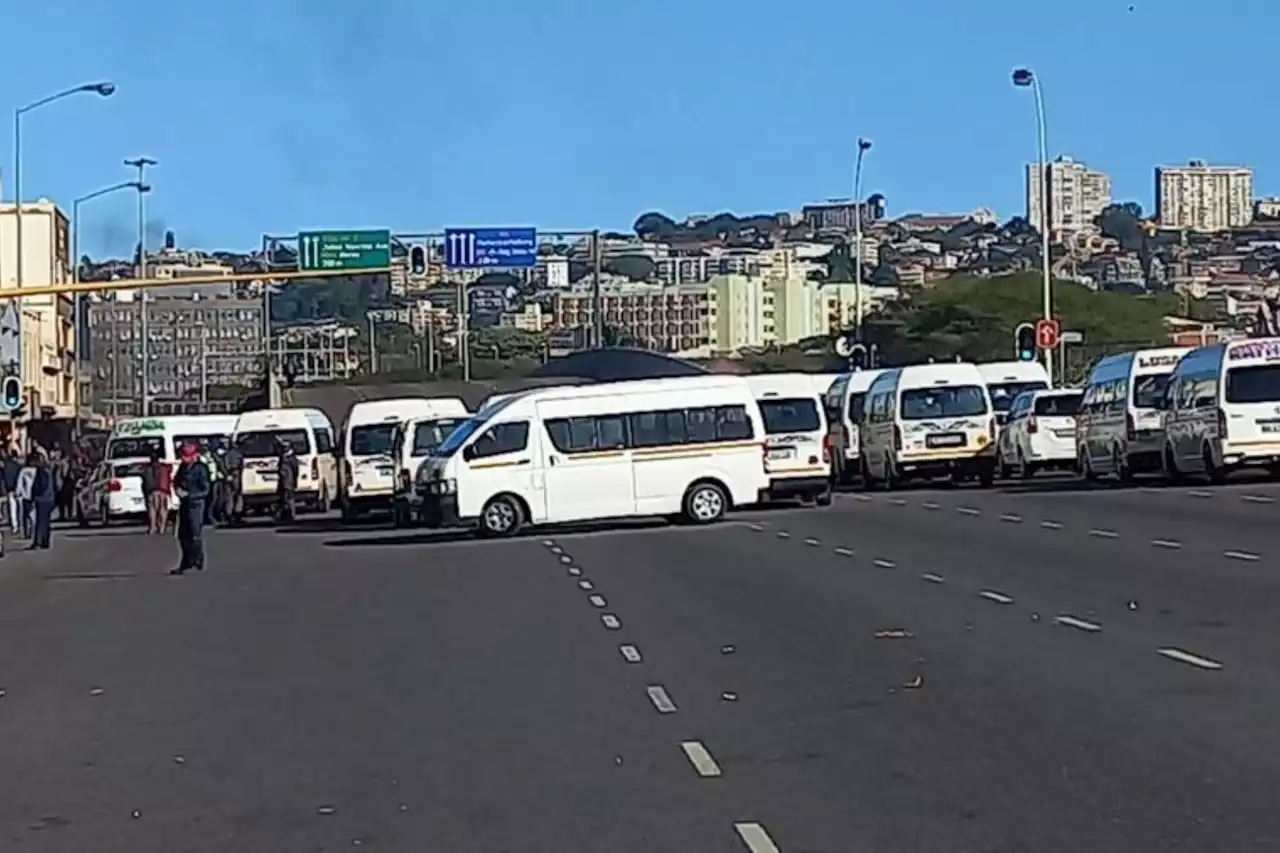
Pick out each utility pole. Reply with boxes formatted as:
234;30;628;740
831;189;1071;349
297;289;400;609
124;157;156;414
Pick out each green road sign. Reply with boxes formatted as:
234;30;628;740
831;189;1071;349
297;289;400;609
297;229;391;272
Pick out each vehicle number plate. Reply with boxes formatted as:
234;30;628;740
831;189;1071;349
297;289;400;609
767;447;795;460
926;433;966;448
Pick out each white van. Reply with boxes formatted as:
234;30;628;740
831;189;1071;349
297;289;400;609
977;361;1050;425
860;362;998;488
744;373;833;504
340;397;468;519
415;375;770;537
1077;347;1191;480
232;408;338;513
392;413;472;525
823;369;886;485
80;415;238;525
1162;337;1280;482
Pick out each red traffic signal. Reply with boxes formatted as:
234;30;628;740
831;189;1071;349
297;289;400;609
1035;318;1060;350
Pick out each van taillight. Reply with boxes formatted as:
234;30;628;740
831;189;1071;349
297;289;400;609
107;479;122;493
1216;408;1228;437
1125;412;1136;441
821;434;832;464
892;425;903;452
1026;415;1038;435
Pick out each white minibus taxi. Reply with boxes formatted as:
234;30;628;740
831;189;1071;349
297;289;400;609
80;415;237;525
415;375;771;537
340;397;468;519
977;361;1050;425
394;413;471;525
823;369;885;486
744;373;833;504
860;362;998;488
1077;347;1191;480
232;408;338;513
1162;337;1280;482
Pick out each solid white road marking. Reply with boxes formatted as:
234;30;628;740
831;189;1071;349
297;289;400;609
1040;520;1063;530
921;572;945;584
568;566;583;577
1188;490;1213;499
588;594;608;608
922;501;940;510
646;685;677;713
679;740;723;777
1151;539;1182;549
834;546;854;557
873;558;896;569
601;614;621;629
619;644;642;663
776;531;791;539
1089;528;1119;539
957;506;981;516
1157;647;1224;670
1054;615;1102;633
979;590;1014;604
999;513;1023;523
734;822;781;853
1224;550;1261;562
578;579;594;590
1242;494;1275;504
804;537;821;547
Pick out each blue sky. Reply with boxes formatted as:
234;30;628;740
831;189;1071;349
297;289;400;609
3;0;1274;258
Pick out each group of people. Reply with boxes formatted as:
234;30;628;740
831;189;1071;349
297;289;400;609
0;447;88;552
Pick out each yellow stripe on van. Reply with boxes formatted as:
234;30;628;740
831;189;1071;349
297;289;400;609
469;459;530;470
633;440;762;461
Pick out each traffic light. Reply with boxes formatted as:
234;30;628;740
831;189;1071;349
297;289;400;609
847;343;868;370
409;246;427;276
1014;323;1037;362
2;376;21;412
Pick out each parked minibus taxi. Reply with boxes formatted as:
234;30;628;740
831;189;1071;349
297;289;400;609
744;373;833;504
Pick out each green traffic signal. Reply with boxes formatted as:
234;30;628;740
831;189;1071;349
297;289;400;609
1014;323;1037;361
409;246;427;276
2;376;21;411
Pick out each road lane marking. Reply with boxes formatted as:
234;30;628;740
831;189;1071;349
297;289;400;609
889;498;907;506
1157;647;1223;670
588;594;608;608
734;822;781;853
873;558;896;569
560;555;573;564
646;685;677;713
804;537;821;547
1224;550;1261;562
999;513;1023;523
601;614;621;629
1242;494;1275;504
1188;490;1212;498
853;494;872;502
1089;528;1119;539
957;506;981;516
578;579;594;590
680;740;722;777
748;523;764;531
568;566;583;577
834;546;853;557
551;546;563;555
979;590;1014;604
1151;538;1182;549
921;572;945;584
922;500;940;510
1054;615;1102;633
776;531;790;539
619;644;642;663
542;539;555;547
1040;520;1063;530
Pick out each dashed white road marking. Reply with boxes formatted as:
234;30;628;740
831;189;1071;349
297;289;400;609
679;740;723;777
619;644;642;663
1089;528;1119;539
1224;550;1261;562
999;513;1023;523
588;594;608;608
957;506;981;516
804;537;821;547
559;555;573;564
1157;647;1224;670
872;558;896;569
748;523;764;531
541;539;555;547
1241;494;1275;504
1039;520;1063;530
889;498;907;506
833;546;854;557
921;572;945;584
1054;615;1102;633
568;566;583;577
578;579;594;591
551;546;563;555
645;685;678;713
1187;490;1213;498
734;822;781;853
776;531;791;539
979;590;1014;604
601;614;621;630
1151;538;1182;549
853;494;873;502
922;501;940;510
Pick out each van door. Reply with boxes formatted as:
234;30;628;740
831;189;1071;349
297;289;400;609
539;413;636;522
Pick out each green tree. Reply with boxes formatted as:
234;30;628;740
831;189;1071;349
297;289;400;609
1095;202;1145;251
602;255;656;282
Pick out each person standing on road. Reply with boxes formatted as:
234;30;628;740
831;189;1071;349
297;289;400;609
141;451;172;535
28;454;55;550
16;453;36;540
171;443;210;575
275;439;299;525
3;449;21;536
222;443;244;526
199;444;221;526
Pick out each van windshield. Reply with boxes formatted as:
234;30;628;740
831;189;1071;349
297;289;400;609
236;429;311;458
758;398;822;434
1226;365;1280;404
987;381;1049;413
349;424;398;456
1132;373;1172;409
433;417;488;457
107;437;164;459
900;385;989;420
412;419;465;455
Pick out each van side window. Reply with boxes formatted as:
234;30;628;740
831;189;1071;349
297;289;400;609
686;409;717;442
545;416;627;453
714;405;754;440
315;428;334;453
472;422;530;459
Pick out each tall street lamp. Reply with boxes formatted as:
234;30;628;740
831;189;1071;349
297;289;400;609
853;137;872;339
72;179;148;436
124;157;157;416
1012;67;1054;387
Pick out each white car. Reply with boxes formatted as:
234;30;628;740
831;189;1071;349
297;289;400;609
75;459;150;525
996;388;1083;478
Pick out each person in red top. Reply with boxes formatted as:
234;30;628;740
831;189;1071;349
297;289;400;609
142;451;173;534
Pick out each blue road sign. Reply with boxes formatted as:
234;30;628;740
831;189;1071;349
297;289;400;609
444;227;537;269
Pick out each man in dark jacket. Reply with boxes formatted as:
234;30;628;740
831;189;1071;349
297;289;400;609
170;443;211;575
221;444;244;525
2;450;20;535
275;440;300;524
28;455;56;550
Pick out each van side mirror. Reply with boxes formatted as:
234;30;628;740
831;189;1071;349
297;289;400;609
461;444;475;462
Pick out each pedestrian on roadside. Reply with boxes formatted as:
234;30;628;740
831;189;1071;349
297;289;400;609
171;443;210;575
2;448;20;536
28;454;55;550
222;443;245;526
141;451;172;535
16;453;36;540
275;439;299;525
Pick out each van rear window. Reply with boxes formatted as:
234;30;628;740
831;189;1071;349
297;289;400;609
236;429;310;458
1034;394;1082;416
759;399;821;434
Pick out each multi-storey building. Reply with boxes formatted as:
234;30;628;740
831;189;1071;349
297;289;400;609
549;285;711;354
1156;161;1254;232
87;293;266;418
1026;156;1111;234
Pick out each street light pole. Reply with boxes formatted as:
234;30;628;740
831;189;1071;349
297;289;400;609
72;179;147;436
1013;68;1054;388
124;157;157;414
852;137;872;339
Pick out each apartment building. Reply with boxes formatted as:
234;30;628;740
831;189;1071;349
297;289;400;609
549;285;711;354
1026;156;1112;234
1156;161;1254;232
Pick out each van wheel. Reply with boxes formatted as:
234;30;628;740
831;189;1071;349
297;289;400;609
977;462;996;489
1202;445;1226;485
1112;447;1132;484
997;450;1012;480
858;455;877;491
1017;451;1035;479
1163;445;1184;484
883;455;900;490
683;481;728;525
478;494;523;538
341;501;358;523
1080;448;1098;482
